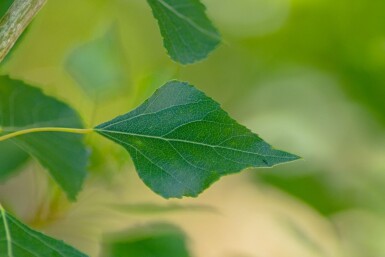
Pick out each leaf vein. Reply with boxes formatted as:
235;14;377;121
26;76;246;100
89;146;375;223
154;0;220;40
96;129;294;159
98;132;196;192
100;99;210;130
7;215;66;257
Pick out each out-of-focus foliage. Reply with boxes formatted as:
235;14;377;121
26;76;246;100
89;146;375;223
0;141;29;180
0;76;88;200
101;223;191;257
114;202;216;215
65;26;129;98
1;0;385;257
257;170;357;216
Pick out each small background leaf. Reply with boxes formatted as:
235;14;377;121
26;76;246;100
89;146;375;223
101;223;191;257
0;207;88;257
0;76;88;200
256;170;358;216
147;0;221;64
65;25;129;98
114;202;217;215
96;81;298;198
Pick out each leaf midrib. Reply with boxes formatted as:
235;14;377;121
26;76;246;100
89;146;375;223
95;129;294;160
99;99;212;130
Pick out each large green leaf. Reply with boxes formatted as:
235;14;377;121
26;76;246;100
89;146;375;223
95;81;299;198
0;76;88;200
147;0;221;64
0;206;88;257
101;223;191;257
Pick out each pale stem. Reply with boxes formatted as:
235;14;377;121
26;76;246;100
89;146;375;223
0;127;94;142
0;0;47;63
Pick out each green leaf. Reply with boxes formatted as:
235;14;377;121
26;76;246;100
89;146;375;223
65;26;129;98
0;206;88;257
101;223;191;257
0;76;88;200
95;81;299;198
147;0;221;64
0;141;28;180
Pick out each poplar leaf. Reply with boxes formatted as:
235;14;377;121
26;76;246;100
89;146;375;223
147;0;221;64
96;81;299;198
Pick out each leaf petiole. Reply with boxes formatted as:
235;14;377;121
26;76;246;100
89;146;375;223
0;127;94;142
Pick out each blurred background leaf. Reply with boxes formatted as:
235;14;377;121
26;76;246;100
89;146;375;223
101;223;191;257
113;202;217;215
256;170;358;216
0;76;88;200
65;25;130;99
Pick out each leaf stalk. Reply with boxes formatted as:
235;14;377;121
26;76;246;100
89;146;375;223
0;127;94;142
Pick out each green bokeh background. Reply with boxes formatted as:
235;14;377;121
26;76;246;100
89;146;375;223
1;0;385;257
